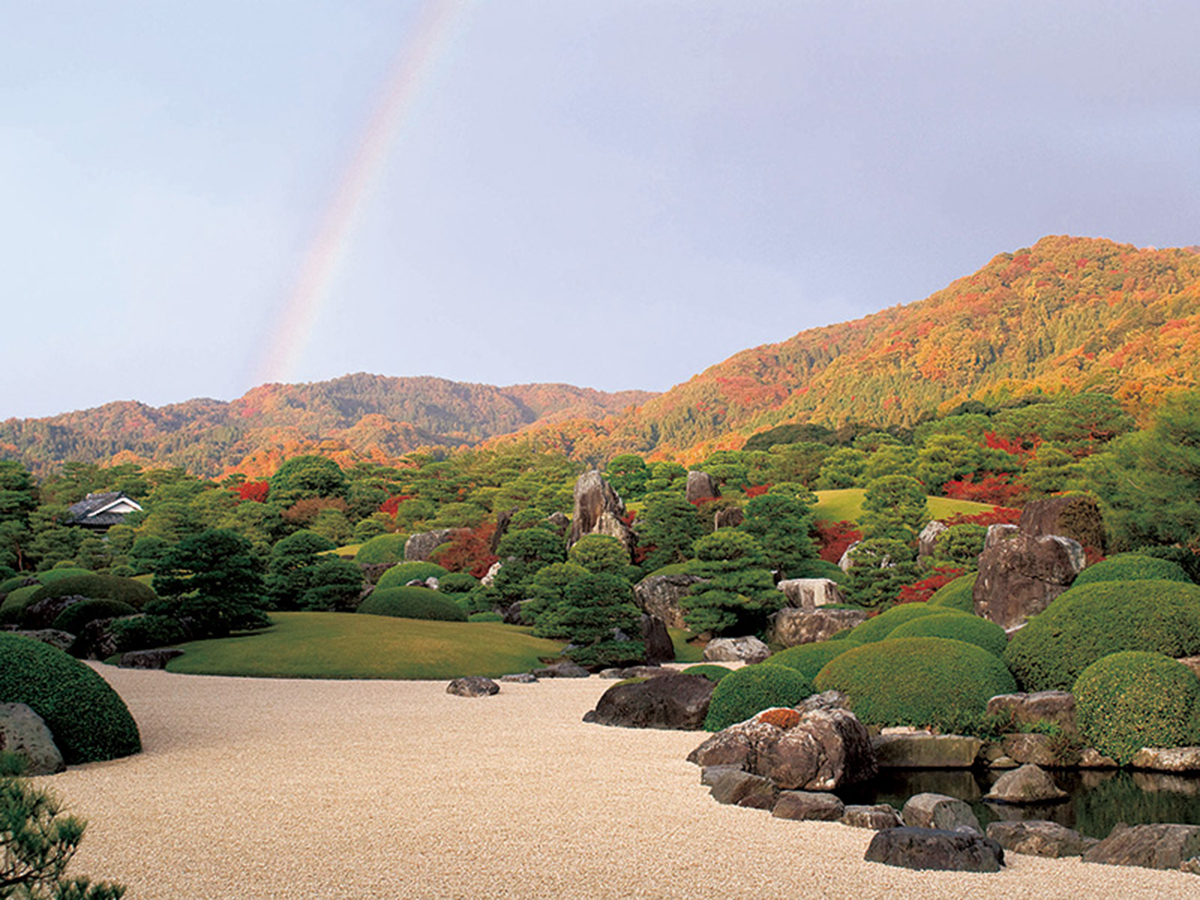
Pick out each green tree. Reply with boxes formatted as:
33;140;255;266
491;527;567;604
605;454;649;500
845;537;920;609
636;494;705;571
764;442;832;488
683;530;779;636
542;573;644;669
738;493;818;579
916;434;982;494
269;455;349;505
815;448;868;489
567;534;632;578
862;444;918;482
859;475;928;542
265;530;361;611
150;529;268;637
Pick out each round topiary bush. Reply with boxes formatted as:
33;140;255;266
0;632;141;764
680;664;733;683
1072;554;1191;588
357;586;467;622
846;602;969;644
467;611;504;623
1004;580;1200;692
354;533;410;566
889;613;1008;658
927;572;978;613
763;640;860;682
27;574;157;612
375;562;450;590
51;598;139;635
37;567;91;584
0;585;43;626
1074;651;1200;764
0;575;37;596
703;664;813;731
813;636;1017;732
437;572;480;595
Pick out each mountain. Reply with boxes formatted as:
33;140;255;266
492;235;1200;462
0;374;657;477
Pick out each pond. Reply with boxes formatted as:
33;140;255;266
835;767;1200;839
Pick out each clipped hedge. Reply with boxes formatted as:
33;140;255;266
1074;651;1200;764
357;586;467;622
0;575;37;595
438;572;480;595
354;533;410;566
51;598;139;635
0;632;141;764
845;602;968;644
889;613;1008;658
27;574;157;611
680;664;733;683
1004;580;1200;692
763;640;860;683
0;584;42;625
1072;554;1191;588
38;567;92;583
375;562;450;590
704;664;813;732
814;636;1016;732
927;572;978;613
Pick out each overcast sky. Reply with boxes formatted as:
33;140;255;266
3;1;1198;420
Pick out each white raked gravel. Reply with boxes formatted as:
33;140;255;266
29;665;1198;899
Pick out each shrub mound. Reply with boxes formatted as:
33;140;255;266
763;640;859;682
927;572;978;613
437;572;480;595
375;562;450;590
1004;580;1200;692
846;602;968;644
51;598;138;635
354;534;410;566
703;664;813;732
0;632;141;764
37;568;92;584
27;574;157;612
680;664;733;683
889;613;1008;658
1074;651;1200;764
0;575;36;595
1072;554;1191;588
357;586;467;622
0;585;42;625
786;559;847;584
468;611;504;623
814;636;1016;732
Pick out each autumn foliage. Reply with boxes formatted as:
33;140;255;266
814;519;862;564
430;522;499;578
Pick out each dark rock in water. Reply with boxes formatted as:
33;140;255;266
708;769;778;809
1083;823;1200;871
772;790;845;821
446;677;500;698
640;613;674;664
984;764;1068;804
1002;733;1060;767
873;733;982;769
864;827;1005;873
585;673;714;730
633;574;707;630
532;661;590;679
0;702;65;776
1129;747;1200;772
901;793;982;833
119;648;184;669
841;804;904;830
986;820;1097;858
686;470;720;504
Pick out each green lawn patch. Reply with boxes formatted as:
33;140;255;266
669;628;705;663
814;489;994;524
166;611;565;680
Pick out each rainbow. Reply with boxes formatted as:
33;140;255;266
255;0;470;387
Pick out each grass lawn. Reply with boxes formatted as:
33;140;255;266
668;628;705;663
166;611;565;680
813;489;993;524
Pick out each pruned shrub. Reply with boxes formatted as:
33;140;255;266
0;584;42;625
703;664;813;731
927;572;978;612
845;602;968;644
889;613;1008;658
51;599;138;635
1004;580;1200;692
37;568;91;583
437;572;480;595
468;611;504;623
354;533;410;566
784;558;847;584
1074;651;1200;764
1072;554;1191;588
762;640;859;682
108;615;187;653
27;574;157;611
814;637;1016;732
0;633;141;764
0;575;36;595
375;561;449;590
357;586;467;622
680;664;733;683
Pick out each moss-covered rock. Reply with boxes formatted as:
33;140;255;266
357;586;467;622
703;664;813;732
889;613;1008;658
0;633;141;764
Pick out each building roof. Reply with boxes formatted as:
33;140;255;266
65;492;144;527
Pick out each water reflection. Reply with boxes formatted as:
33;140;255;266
835;768;1200;839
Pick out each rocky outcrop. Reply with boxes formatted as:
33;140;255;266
713;507;744;530
499;673;538;684
12;629;76;652
973;531;1085;629
777;578;844;611
481;561;502;587
640;614;674;664
703;636;770;664
872;733;983;769
1020;494;1107;555
769;607;869;647
567;470;634;556
531;661;590;679
707;768;778;809
901;793;982;833
772;790;845;821
987;691;1077;734
21;595;81;631
0;703;64;776
119;648;184;669
686;471;720;504
841;804;904;830
987;821;1098;858
918;520;948;560
983;764;1068;804
405;529;457;562
1083;823;1200;871
633;573;707;630
583;673;714;730
1130;747;1200;772
1001;734;1062;767
446;677;500;698
864;827;1005;873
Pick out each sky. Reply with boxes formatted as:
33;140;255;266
3;1;1199;420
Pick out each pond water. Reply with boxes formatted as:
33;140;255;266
835;767;1200;839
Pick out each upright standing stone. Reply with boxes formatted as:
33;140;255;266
568;470;635;556
686;471;720;504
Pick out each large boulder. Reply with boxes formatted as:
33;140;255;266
688;707;876;791
568;470;634;556
583;673;715;730
986;821;1098;858
633;573;707;630
776;578;844;611
841;804;905;830
1129;747;1200;772
864;827;1004;873
1001;734;1063;767
769;607;868;648
640;614;674;664
872;733;983;769
686;471;720;504
901;793;981;833
708;768;778;809
987;691;1078;734
973;532;1086;629
119;648;184;669
772;790;845;821
1019;494;1107;555
918;520;948;561
703;636;771;664
983;764;1068;804
1083;823;1200;871
404;529;458;562
0;702;65;776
